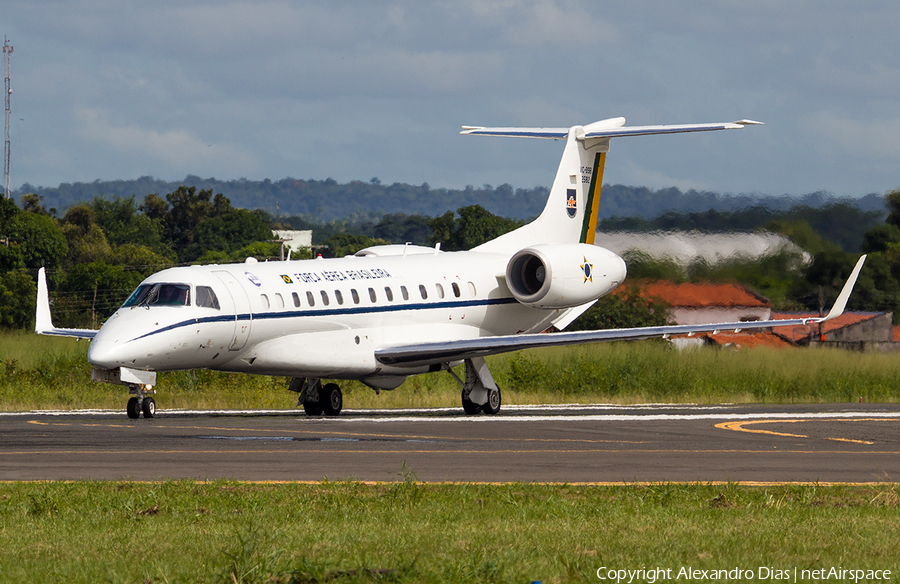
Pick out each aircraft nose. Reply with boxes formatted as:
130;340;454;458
88;335;122;369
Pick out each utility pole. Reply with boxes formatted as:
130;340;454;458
3;36;12;199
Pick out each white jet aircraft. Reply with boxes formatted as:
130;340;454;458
35;117;866;419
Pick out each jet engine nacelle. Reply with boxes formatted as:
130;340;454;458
505;243;627;309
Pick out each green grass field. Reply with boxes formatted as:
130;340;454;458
0;481;898;583
3;332;900;582
2;330;899;411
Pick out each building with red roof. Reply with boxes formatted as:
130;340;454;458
615;280;771;325
771;311;893;348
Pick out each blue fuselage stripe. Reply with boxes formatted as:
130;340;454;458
127;297;519;343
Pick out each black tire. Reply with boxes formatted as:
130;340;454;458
321;383;343;416
461;390;482;415
303;401;323;416
481;387;501;415
126;397;141;419
142;397;156;418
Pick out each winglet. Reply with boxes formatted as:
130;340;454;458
822;255;867;321
35;267;54;333
35;267;99;339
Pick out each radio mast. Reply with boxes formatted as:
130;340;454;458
3;36;12;199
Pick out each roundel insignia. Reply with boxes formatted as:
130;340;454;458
580;256;593;283
281;274;293;284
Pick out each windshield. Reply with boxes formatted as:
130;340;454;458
122;283;191;307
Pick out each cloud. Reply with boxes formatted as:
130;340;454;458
76;108;259;177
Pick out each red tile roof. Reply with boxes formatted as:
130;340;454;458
705;331;794;349
614;280;769;308
771;312;883;343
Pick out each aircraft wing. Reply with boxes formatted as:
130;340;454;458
35;267;98;339
376;255;865;368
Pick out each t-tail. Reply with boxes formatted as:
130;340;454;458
463;117;763;254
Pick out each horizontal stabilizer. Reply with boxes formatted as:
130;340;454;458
461;118;763;141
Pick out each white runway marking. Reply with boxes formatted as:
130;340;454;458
2;404;899;423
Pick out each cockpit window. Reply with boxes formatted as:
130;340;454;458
123;284;154;307
195;286;220;309
122;283;191;307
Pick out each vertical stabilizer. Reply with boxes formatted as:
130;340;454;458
472;120;618;253
463;117;760;254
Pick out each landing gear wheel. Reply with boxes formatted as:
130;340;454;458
126;397;141;419
141;397;156;418
321;383;343;416
481;386;501;415
461;390;482;415
303;402;323;416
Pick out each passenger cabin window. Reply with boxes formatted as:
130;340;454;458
418;285;427;300
400;286;409;301
435;283;445;299
468;282;477;297
274;293;284;309
368;287;377;302
123;283;191;308
320;291;330;306
260;294;270;309
195;286;220;309
452;282;461;298
384;287;394;302
306;291;315;307
351;289;360;304
292;292;301;307
334;290;344;305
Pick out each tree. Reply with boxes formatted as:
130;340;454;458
862;224;900;254
568;285;669;331
428;205;522;250
195;208;273;258
0;270;36;329
91;196;167;254
6;206;68;270
60;204;113;265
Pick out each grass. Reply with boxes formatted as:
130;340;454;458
0;481;898;583
3;332;899;582
2;330;900;411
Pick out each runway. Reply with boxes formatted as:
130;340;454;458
2;403;899;483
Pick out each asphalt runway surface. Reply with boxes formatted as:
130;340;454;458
2;403;899;483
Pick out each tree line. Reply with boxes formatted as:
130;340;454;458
1;184;898;331
13;176;885;224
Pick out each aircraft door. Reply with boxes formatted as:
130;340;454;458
212;270;253;351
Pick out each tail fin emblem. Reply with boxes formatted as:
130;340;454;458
566;189;577;218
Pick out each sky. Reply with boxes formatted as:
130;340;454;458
4;1;900;199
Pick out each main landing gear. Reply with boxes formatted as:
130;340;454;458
452;357;502;415
126;384;156;419
290;378;343;416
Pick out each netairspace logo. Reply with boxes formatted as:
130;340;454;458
595;566;892;583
